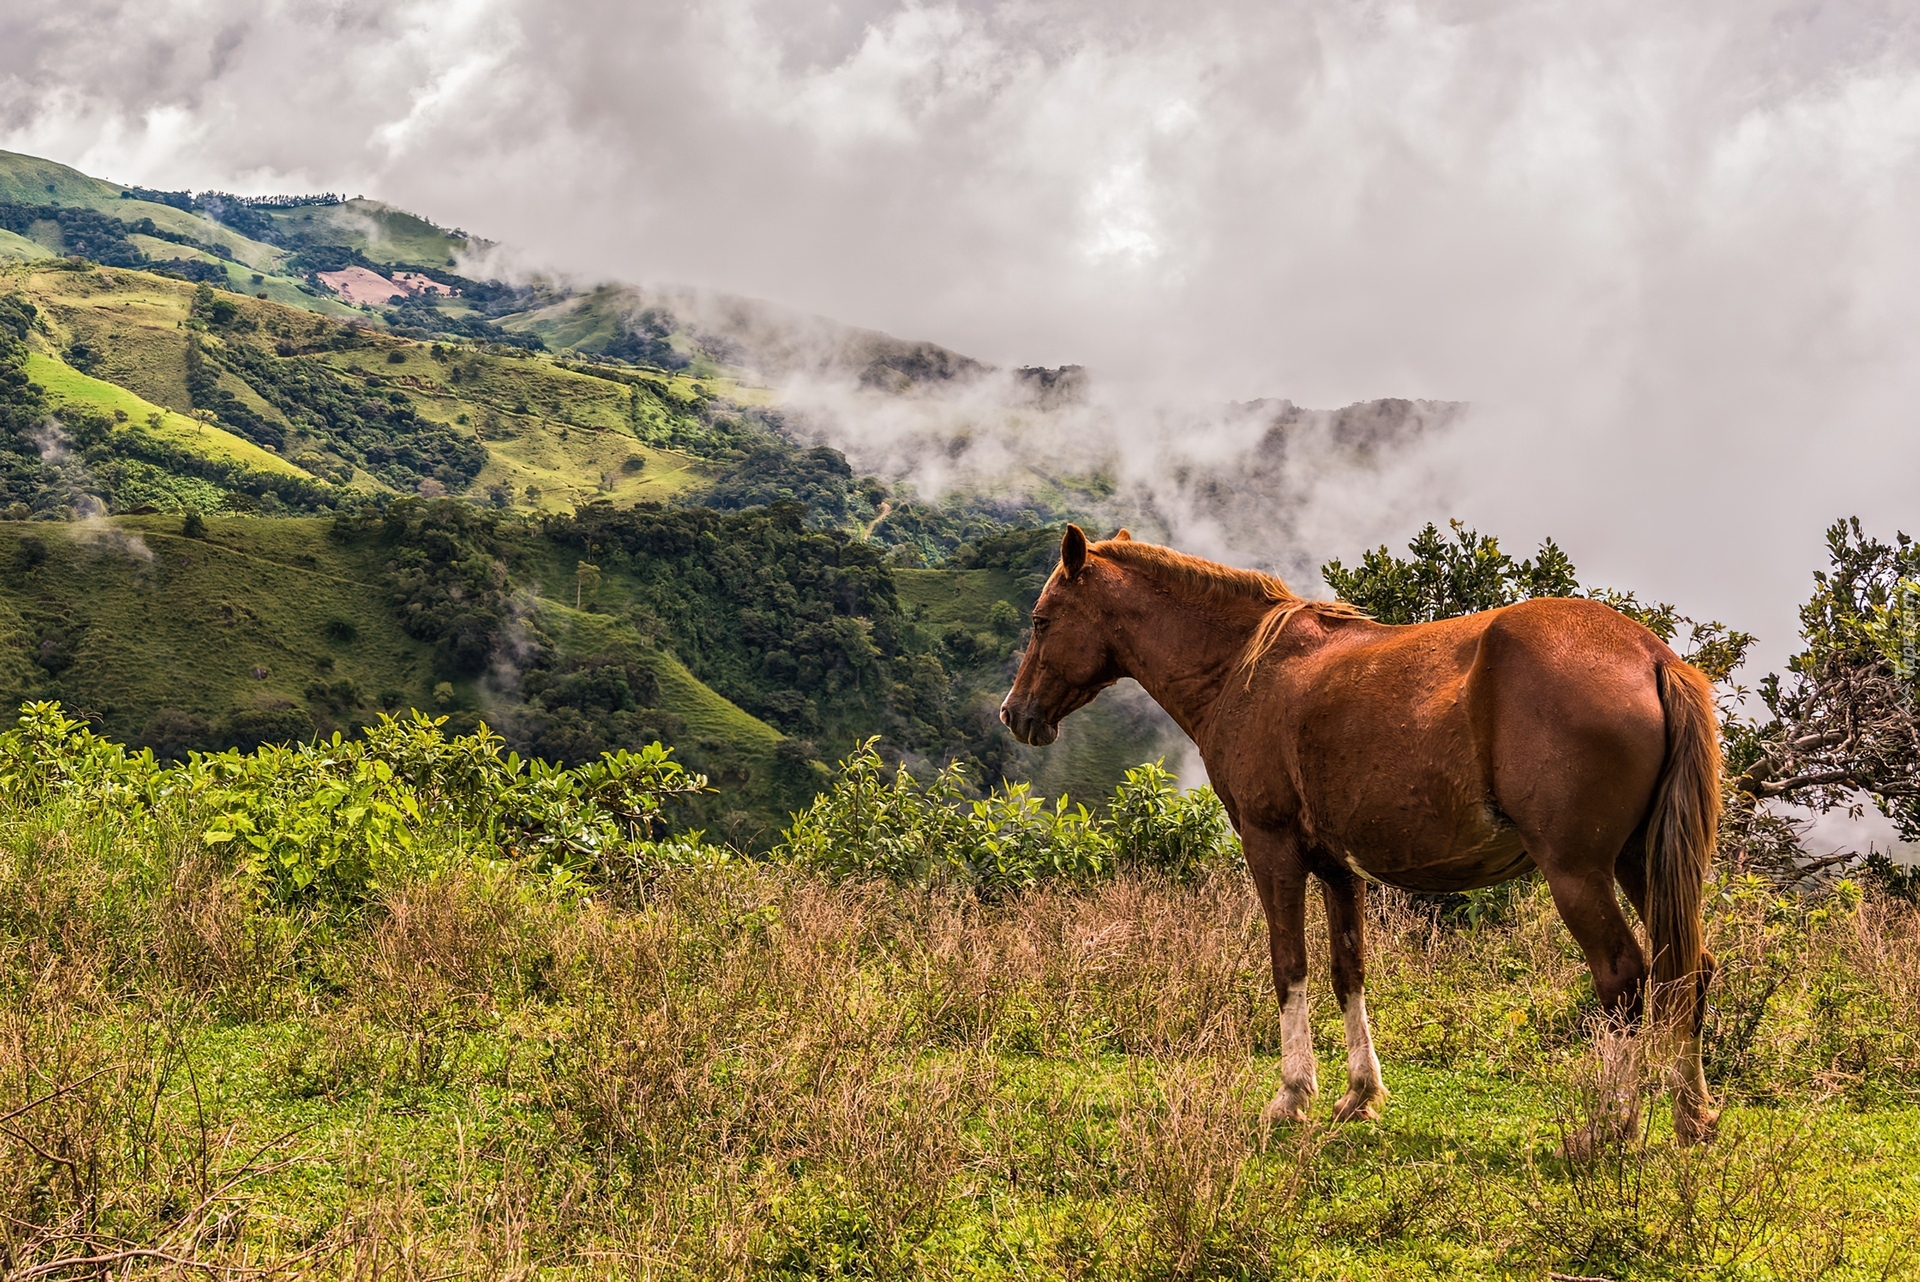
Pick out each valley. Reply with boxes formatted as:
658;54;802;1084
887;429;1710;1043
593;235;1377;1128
0;146;1199;833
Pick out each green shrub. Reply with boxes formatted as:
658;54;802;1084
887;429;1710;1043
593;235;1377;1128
949;784;1110;897
0;701;711;910
1109;760;1238;880
778;739;971;883
781;741;1239;895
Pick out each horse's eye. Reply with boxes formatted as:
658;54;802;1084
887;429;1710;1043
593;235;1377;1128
1031;616;1050;635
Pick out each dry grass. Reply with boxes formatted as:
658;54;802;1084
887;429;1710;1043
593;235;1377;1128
1;805;1917;1277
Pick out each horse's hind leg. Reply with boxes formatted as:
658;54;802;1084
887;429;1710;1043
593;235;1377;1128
1615;839;1720;1143
1540;864;1649;1020
1538;863;1651;1142
1321;868;1387;1121
1245;828;1317;1125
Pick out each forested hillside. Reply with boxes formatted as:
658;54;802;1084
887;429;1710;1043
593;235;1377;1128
0;498;1169;843
0;147;1207;833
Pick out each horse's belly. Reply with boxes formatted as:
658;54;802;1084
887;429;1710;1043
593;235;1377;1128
1323;810;1532;893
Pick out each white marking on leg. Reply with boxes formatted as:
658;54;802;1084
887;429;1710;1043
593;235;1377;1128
1263;986;1318;1124
1283;985;1316;1105
1283;987;1316;1092
1672;1032;1718;1144
1342;992;1385;1102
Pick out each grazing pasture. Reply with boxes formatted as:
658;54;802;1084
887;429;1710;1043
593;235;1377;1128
1;714;1916;1279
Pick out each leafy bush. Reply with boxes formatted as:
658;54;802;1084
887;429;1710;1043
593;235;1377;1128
781;741;1239;895
949;784;1110;897
778;740;971;883
0;701;712;908
1109;760;1238;879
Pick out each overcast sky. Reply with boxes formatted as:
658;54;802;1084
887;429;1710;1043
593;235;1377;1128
5;0;1920;665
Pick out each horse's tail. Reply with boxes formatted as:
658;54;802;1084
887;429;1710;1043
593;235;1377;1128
1646;661;1721;1039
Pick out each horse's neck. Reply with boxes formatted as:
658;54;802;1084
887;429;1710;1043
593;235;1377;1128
1110;593;1274;744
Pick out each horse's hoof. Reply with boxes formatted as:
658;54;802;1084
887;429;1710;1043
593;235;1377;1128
1261;1087;1313;1127
1332;1088;1386;1123
1675;1103;1720;1146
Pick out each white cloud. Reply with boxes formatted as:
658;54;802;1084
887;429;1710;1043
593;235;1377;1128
4;0;1920;664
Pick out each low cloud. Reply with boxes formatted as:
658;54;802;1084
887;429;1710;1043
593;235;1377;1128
5;1;1920;665
768;365;1461;584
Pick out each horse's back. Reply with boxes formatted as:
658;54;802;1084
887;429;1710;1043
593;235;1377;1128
1464;597;1672;756
1282;597;1672;890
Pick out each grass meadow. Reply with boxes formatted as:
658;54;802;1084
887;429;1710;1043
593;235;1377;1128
3;795;1917;1280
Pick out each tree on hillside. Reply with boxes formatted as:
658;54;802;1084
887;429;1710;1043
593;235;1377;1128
1322;519;1580;622
1724;519;1920;880
1321;520;1751;680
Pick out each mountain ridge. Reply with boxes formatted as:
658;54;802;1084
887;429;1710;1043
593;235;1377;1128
0;146;1458;831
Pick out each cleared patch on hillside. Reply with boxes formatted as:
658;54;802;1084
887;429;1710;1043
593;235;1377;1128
895;566;1024;627
317;266;407;306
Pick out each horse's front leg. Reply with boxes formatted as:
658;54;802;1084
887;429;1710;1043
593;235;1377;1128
1321;867;1388;1121
1245;827;1316;1124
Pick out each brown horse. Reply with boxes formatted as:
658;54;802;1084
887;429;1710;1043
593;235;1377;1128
1001;526;1721;1142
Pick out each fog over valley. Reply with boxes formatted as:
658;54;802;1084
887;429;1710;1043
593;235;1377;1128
7;1;1919;668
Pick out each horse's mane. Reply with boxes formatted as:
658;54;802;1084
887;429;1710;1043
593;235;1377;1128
1086;537;1370;674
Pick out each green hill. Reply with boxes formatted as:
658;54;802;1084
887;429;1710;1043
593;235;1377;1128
255;198;473;267
0;150;131;207
2;259;740;512
0;502;1176;841
0;514;816;839
0;147;1183;828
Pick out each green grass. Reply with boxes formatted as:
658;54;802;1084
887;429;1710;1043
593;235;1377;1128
536;598;786;752
500;287;770;397
2;808;1915;1279
319;342;720;508
261;199;470;266
23;348;306;476
7;263;731;508
505;283;633;351
11;263;204;405
0;227;43;260
126;233;226;269
0;517;435;739
650;645;786;750
0;148;126;205
79;1025;1920;1278
123;235;294;288
896;566;1024;627
0;169;765;514
0;150;281;269
0;516;797;783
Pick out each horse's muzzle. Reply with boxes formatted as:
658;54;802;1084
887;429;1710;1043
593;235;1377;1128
999;698;1058;746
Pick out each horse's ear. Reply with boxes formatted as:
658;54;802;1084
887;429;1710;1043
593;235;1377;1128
1112;528;1132;541
1060;524;1089;579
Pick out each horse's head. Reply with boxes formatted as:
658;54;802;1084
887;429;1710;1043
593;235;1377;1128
1000;525;1127;745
